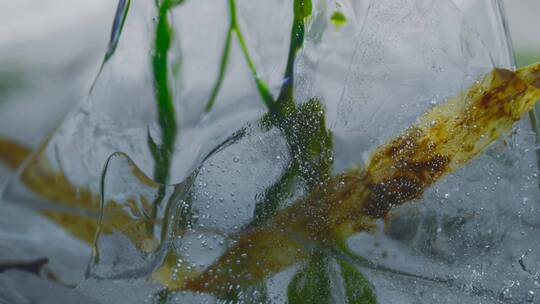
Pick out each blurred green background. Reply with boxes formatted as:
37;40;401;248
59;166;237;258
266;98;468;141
504;0;540;66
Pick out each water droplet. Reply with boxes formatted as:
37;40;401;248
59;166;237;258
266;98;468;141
527;290;535;302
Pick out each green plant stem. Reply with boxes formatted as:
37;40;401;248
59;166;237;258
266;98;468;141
276;0;310;106
148;5;184;304
252;0;327;225
152;0;177;185
528;109;540;188
148;0;179;231
205;27;233;112
235;25;275;110
205;0;275;113
231;0;275;110
205;1;335;299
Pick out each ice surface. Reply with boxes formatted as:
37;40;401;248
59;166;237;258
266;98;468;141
1;0;539;303
0;270;98;304
0;203;89;283
0;1;114;186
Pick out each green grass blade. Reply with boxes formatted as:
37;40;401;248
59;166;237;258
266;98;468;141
252;163;298;224
204;26;233;112
104;0;132;63
148;0;181;230
151;0;178;185
338;260;377;304
277;0;312;105
206;0;276;112
234;24;276;110
287;251;331;304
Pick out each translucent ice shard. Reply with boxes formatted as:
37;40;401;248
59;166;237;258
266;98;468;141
0;270;99;304
87;152;175;280
86;63;540;302
2;0;539;303
183;63;540;296
336;0;496;135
